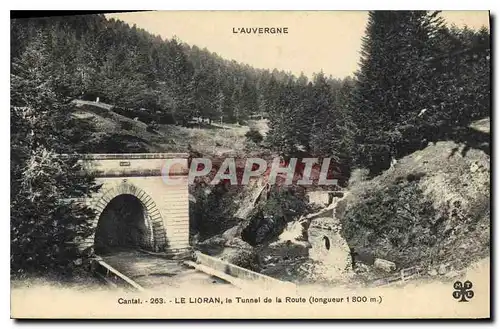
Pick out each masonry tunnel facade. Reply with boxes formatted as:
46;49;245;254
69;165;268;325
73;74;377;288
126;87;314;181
79;153;191;257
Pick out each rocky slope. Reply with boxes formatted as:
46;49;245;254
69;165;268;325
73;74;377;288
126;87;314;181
197;118;490;287
337;118;490;277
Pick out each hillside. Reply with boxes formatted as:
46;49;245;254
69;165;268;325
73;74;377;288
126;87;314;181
336;117;490;279
72;100;268;156
13;14;318;129
73;99;490;287
194;118;490;287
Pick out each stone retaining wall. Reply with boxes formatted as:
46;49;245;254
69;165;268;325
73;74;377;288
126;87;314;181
195;251;296;290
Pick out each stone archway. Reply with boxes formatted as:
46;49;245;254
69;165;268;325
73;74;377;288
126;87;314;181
91;181;167;252
78;153;191;257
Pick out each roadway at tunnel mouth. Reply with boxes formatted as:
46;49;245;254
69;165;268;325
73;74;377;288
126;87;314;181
98;249;231;290
92;194;231;289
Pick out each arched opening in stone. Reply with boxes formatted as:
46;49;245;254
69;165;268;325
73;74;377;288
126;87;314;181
94;194;153;254
323;236;331;250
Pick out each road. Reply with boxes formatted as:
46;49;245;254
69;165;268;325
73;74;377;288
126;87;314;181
99;249;231;290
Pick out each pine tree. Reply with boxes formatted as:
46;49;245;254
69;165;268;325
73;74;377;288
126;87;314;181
266;77;300;156
351;11;445;174
424;24;490;131
308;74;355;180
230;85;243;124
239;79;258;121
214;89;226;123
292;77;314;151
11;34;99;276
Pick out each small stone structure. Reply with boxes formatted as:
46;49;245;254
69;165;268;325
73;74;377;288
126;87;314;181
77;153;191;257
304;193;353;282
306;190;344;207
307;191;331;207
308;220;352;277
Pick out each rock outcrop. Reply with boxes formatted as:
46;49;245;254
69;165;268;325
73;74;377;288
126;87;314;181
336;118;490;271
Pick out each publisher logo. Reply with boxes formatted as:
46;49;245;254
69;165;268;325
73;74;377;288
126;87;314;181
453;280;474;302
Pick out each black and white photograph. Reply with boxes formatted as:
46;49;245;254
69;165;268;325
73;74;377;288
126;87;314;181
9;9;491;319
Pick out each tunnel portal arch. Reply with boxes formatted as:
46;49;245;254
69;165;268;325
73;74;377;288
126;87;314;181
93;183;167;253
78;153;191;257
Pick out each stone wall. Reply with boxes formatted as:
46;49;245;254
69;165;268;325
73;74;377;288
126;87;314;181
306;223;353;282
79;153;190;255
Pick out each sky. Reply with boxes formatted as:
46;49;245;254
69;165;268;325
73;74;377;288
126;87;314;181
106;11;490;79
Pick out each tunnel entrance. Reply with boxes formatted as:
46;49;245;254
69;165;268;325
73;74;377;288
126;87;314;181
94;194;153;254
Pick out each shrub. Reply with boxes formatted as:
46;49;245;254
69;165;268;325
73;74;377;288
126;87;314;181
340;180;444;267
112;106;161;124
229;249;260;272
245;128;264;144
242;186;311;246
189;183;240;239
10;149;98;276
146;120;159;133
120;120;134;131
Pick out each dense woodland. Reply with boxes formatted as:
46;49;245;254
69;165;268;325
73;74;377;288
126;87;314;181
10;11;490;275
